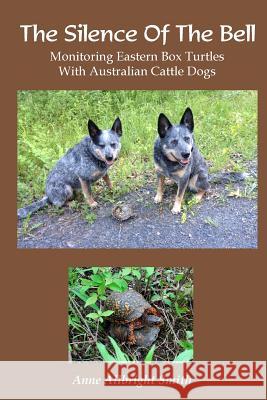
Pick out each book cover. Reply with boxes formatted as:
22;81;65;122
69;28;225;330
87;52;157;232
0;0;266;398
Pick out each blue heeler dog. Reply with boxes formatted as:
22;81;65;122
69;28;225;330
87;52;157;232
154;108;209;214
18;117;122;219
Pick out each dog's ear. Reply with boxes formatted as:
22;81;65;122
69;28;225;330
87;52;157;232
111;117;122;136
180;108;194;132
158;113;172;138
88;119;101;139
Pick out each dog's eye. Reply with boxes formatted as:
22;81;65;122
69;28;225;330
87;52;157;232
171;140;178;146
110;143;117;148
184;137;190;143
99;144;105;148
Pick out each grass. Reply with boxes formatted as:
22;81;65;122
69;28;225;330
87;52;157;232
20;216;43;236
17;90;257;208
69;266;193;361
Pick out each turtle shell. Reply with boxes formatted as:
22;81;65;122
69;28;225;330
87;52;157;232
134;325;161;347
109;323;160;347
108;323;130;342
105;289;151;323
111;203;135;221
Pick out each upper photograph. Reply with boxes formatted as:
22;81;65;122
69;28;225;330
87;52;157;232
17;90;257;249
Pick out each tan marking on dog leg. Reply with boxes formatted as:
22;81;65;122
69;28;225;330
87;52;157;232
91;170;102;180
171;184;187;214
79;177;98;208
188;174;198;191
195;189;206;202
154;175;165;203
103;174;112;189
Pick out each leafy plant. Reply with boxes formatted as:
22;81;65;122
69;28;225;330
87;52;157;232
97;337;130;361
174;349;194;361
97;337;156;362
80;205;97;224
180;196;198;224
87;309;114;324
175;331;194;361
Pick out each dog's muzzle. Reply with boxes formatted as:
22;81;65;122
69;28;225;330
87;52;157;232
170;152;191;166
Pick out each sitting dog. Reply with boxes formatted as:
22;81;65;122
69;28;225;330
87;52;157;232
154;108;209;214
18;117;122;219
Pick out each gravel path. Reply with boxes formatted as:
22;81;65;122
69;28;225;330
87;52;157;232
17;174;257;249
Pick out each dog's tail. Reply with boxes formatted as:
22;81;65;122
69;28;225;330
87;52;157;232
17;196;49;220
209;171;250;184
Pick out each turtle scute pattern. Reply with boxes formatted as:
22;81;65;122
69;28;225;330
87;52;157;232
111;203;136;221
105;289;151;322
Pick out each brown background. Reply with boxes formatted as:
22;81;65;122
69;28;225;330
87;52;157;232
1;0;266;363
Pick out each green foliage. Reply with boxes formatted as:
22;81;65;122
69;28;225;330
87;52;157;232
174;349;194;361
69;266;165;325
149;268;193;317
86;309;114;324
180;196;199;224
18;90;257;207
144;344;156;362
97;337;130;361
20;215;43;236
96;336;155;362
96;341;117;362
175;331;194;361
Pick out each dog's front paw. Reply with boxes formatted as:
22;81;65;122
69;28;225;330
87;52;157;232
195;190;205;202
154;194;163;204
165;178;174;186
171;204;181;214
89;200;98;209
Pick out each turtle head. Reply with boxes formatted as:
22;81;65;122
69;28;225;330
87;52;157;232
144;314;163;327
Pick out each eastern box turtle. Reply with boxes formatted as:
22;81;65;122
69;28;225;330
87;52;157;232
111;202;136;221
105;289;163;346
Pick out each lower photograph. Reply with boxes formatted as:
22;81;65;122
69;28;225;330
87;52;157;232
68;266;193;362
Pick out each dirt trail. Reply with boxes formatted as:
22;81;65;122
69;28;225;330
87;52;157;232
17;173;257;249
